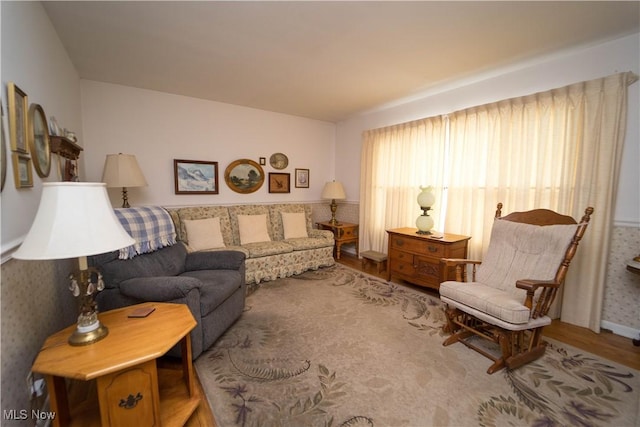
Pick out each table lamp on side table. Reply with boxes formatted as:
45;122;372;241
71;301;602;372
13;182;135;345
102;153;148;208
322;180;346;225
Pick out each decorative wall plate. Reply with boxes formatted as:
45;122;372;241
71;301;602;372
225;159;265;193
269;152;288;170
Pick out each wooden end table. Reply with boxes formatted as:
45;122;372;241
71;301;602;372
317;221;359;259
32;302;200;427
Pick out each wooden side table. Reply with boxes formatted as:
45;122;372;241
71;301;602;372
386;228;471;290
32;302;200;427
317;221;359;260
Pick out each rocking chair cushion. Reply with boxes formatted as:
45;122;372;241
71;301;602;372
440;281;532;324
476;219;578;298
439;219;578;325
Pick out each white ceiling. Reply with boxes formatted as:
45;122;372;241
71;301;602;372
43;1;639;123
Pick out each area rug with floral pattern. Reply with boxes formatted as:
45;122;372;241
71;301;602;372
195;264;639;427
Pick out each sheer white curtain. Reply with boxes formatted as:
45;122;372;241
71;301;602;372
444;72;637;331
360;72;636;332
359;117;447;253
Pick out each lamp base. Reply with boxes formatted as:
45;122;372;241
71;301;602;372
68;323;109;346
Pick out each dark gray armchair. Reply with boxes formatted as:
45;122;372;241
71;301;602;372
90;242;246;359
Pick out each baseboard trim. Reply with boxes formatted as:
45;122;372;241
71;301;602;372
601;320;640;340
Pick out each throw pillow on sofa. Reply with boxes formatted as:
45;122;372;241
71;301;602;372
184;217;226;251
238;214;272;244
281;212;308;239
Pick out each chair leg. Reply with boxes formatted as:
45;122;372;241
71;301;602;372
443;329;474;346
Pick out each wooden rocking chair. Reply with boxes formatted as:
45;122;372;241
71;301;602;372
439;203;593;374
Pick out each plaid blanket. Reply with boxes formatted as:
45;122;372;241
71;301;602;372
114;206;177;259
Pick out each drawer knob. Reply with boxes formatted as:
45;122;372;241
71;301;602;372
428;246;438;253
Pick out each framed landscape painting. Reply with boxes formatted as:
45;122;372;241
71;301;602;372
174;159;219;194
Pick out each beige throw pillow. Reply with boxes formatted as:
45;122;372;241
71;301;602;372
281;212;308;239
238;214;271;244
184;217;225;251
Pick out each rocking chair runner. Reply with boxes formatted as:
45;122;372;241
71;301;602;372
439;203;593;374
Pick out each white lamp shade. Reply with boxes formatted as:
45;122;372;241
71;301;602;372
321;181;346;200
13;182;135;260
102;153;148;188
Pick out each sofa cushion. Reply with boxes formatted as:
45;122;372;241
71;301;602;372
269;204;313;241
184;217;226;251
284;237;333;251
180;269;243;316
242;241;294;258
281;212;308;239
228;205;273;245
238;214;272;244
170;206;234;247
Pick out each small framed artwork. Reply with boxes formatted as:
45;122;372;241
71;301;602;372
295;168;309;188
8;82;28;153
225;159;265;194
259;157;266;166
12;152;33;189
174;159;219;194
268;172;290;193
27;104;51;178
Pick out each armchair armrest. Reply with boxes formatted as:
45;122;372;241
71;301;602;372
516;279;560;312
119;276;202;301
185;250;246;272
440;258;482;282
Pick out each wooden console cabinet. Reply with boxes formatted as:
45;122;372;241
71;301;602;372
386;228;470;290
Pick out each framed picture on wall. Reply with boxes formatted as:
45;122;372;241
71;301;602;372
174;159;219;194
224;159;265;194
12;152;32;189
295;168;309;188
8;82;28;154
269;172;290;193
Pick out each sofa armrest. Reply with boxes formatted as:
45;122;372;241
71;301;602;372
119;276;201;301
185;250;246;272
309;229;334;241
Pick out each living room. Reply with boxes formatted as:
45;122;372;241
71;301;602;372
2;1;639;425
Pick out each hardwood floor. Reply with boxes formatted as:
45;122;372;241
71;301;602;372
182;253;639;426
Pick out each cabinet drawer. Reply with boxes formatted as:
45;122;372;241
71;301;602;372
337;227;358;240
390;235;444;257
389;258;415;276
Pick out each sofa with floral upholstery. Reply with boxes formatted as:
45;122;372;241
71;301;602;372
166;203;335;285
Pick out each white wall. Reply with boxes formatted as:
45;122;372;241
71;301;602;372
1;1;84;255
80;81;336;208
1;1;80;415
335;33;640;224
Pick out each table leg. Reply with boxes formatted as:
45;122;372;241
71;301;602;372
46;375;70;427
181;334;195;397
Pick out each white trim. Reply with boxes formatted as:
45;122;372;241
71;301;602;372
1;237;24;264
601;320;640;340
